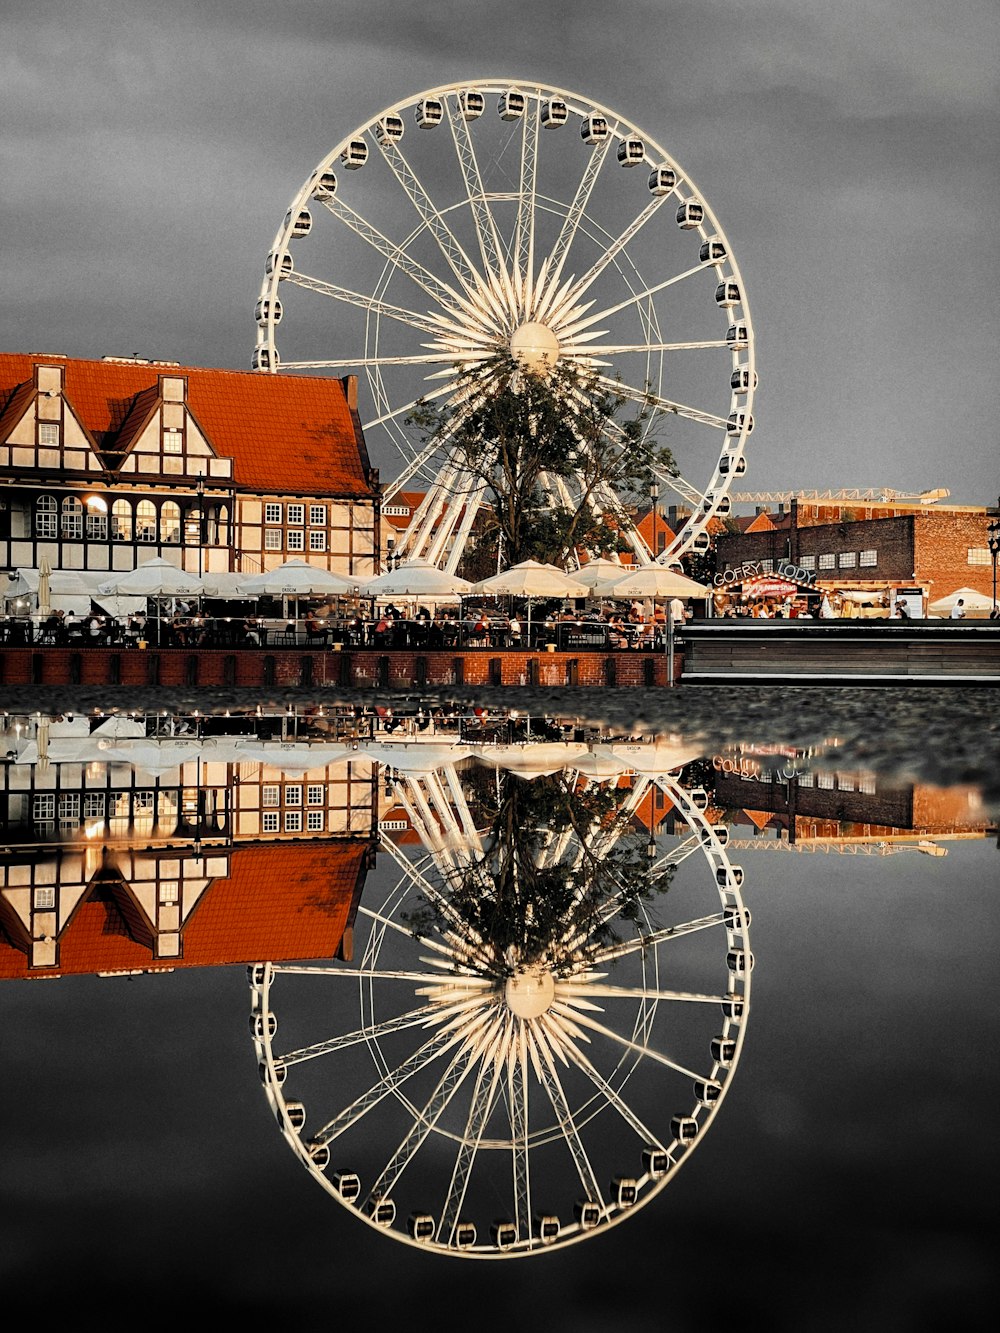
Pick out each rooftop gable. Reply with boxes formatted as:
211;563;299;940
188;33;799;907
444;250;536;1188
0;354;375;497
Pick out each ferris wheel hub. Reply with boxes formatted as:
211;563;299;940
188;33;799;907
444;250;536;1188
509;321;560;372
504;968;556;1018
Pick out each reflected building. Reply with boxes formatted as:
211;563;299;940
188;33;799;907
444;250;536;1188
0;710;376;978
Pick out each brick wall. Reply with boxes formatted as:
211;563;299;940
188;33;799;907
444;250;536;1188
0;646;677;690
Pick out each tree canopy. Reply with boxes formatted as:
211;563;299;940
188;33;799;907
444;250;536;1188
406;354;675;576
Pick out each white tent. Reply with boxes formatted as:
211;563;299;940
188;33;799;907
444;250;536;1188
928;586;995;615
573;557;634;593
361;560;473;602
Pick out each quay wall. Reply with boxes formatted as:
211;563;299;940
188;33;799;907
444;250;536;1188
0;646;678;692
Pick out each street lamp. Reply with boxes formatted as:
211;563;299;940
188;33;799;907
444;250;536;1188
195;474;205;578
988;518;1000;619
649;479;660;557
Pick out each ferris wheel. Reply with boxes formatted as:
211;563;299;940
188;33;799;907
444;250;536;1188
253;79;756;569
249;765;752;1258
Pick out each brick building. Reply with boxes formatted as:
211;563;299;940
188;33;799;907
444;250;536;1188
714;497;997;611
0;353;379;582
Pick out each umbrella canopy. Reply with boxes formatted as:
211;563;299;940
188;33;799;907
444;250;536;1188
473;560;590;599
594;564;710;600
97;557;205;598
362;560;473;601
237;558;355;597
573;557;633;593
928;586;995;614
37;556;52;618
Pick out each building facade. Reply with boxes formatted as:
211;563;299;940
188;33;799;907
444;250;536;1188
0;353;380;580
714;497;997;607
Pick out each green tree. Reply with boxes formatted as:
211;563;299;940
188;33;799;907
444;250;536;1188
407;354;675;572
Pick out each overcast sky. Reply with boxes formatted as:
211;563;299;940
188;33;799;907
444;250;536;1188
2;0;998;504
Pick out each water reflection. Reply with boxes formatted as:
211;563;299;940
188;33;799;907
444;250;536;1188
1;703;994;1262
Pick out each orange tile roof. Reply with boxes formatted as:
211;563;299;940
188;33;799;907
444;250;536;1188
0;841;370;980
0;354;374;497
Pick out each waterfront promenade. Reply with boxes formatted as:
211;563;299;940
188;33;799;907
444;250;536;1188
2;619;997;691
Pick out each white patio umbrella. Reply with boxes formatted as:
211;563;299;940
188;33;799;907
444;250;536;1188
928;586;994;615
573;556;633;595
472;559;590;599
362;559;473;604
237;558;355;623
97;557;205;598
37;556;52;619
472;560;590;642
594;564;710;600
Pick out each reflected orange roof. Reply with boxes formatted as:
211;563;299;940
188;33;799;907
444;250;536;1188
0;841;371;980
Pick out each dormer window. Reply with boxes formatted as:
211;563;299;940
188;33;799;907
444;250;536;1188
39;423;60;446
163;428;183;454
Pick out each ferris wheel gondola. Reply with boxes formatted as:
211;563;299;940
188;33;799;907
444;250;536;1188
254;79;756;568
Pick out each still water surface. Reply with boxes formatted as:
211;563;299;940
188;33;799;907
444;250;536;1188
2;691;997;1327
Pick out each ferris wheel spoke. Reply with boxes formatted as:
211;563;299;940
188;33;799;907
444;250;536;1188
562;262;723;335
513;97;539;293
545;135;615;294
445;97;508;294
583;340;729;356
319;193;464;312
275;1002;442;1068
504;1041;531;1239
530;1025;603;1205
591;912;726;966
356;903;457;960
376;137;482;293
555;1007;706;1084
312;1022;470;1146
595;375;729;431
362;1042;477;1212
363;382;452;438
559;1032;666;1151
561;984;730;1005
282;272;444;337
563;194;668;307
436;1050;506;1246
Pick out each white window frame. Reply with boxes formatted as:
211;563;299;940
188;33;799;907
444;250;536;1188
262;811;279;833
860;549;877;567
285;785;302;806
284;810;303;833
33;886;56;909
308;530;326;551
306;810;325;831
287;503;305;526
83;792;105;819
33;794;56;821
967;548;990;566
163;428;183;454
264;528;283;551
818;553;836;570
309;504;327;526
799;555;815;571
838;552;856;568
262;785;280;807
287;530;304;551
307;785;324;806
39;422;60;446
264;502;283;524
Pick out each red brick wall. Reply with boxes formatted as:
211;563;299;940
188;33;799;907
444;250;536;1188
913;511;995;600
0;646;676;689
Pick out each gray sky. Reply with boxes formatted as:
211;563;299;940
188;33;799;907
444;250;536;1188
2;0;998;504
